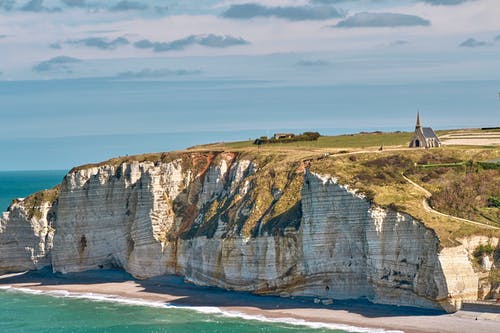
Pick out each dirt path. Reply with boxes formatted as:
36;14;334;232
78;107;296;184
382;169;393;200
402;174;499;230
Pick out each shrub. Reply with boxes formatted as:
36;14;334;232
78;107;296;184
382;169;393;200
488;196;500;208
253;132;321;145
418;154;461;165
302;132;321;141
254;138;265;145
477;162;500;170
363;155;413;170
473;243;495;258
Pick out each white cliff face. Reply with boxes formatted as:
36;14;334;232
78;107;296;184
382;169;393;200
299;173;373;299
0;153;496;312
0;200;55;273
52;160;187;278
299;172;448;309
434;236;500;308
366;209;445;309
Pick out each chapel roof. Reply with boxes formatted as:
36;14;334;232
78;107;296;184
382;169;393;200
422;127;439;140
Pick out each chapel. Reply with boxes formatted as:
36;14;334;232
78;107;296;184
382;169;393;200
409;113;441;148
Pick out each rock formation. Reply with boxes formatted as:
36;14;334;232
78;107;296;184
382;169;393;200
0;151;497;312
0;198;55;273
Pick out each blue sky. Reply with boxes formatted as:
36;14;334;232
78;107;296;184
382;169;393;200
0;0;499;170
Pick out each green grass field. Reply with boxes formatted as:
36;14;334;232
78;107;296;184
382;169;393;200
197;129;462;151
201;131;412;150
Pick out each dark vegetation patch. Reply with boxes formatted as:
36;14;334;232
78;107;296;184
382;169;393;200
354;155;413;185
473;243;495;258
418;153;461;165
253;132;321;145
488;196;500;208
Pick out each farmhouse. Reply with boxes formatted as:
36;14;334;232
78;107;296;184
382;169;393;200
274;133;295;140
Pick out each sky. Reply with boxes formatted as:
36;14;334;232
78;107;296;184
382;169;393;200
0;0;499;170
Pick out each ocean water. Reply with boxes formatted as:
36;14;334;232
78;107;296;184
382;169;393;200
1;78;499;171
0;170;67;212
0;287;390;333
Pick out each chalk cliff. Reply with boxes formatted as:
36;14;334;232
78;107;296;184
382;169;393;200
0;152;497;312
0;198;55;273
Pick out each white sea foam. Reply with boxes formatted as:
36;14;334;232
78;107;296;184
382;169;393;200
0;286;403;333
6;287;43;295
213;310;403;333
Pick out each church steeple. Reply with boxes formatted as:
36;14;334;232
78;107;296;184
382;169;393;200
409;112;441;148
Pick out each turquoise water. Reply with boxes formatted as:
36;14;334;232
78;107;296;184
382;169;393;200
0;170;67;212
0;289;349;333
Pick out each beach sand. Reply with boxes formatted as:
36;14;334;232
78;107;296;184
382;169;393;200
1;269;498;333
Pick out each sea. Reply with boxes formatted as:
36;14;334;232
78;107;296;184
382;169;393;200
0;287;355;333
0;170;396;333
1;78;499;171
0;170;68;212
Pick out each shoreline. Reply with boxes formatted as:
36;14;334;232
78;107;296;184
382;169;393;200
1;269;498;333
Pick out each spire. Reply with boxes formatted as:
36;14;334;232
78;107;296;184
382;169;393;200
416;112;421;129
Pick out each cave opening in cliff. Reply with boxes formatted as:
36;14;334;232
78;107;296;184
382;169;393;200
79;235;87;254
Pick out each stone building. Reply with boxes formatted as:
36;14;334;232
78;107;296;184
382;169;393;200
409;113;441;148
274;133;295;140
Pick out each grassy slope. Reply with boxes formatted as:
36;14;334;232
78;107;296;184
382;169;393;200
17;185;60;219
205;131;414;150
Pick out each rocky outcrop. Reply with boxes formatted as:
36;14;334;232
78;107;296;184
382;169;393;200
457;236;500;301
0;152;497;312
0;198;55;274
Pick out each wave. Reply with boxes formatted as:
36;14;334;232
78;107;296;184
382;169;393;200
0;285;403;333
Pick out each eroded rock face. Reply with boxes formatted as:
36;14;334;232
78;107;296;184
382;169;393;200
52;161;183;277
0;200;55;273
0;152;495;311
300;174;446;309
